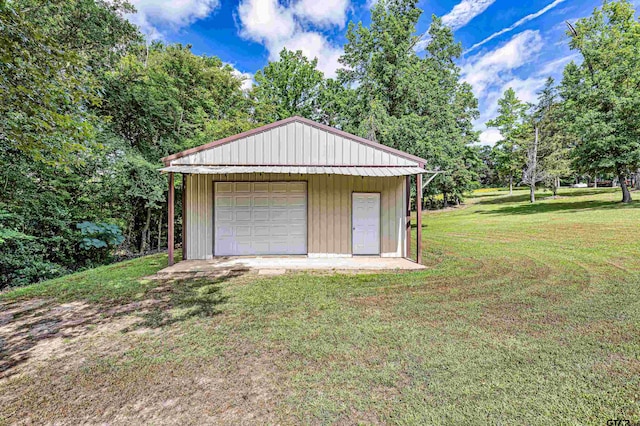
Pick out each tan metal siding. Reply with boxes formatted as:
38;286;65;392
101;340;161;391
185;174;213;259
184;173;406;259
171;123;418;167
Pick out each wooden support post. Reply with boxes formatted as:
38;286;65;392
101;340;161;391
405;175;411;258
168;172;175;266
181;174;186;261
416;172;423;264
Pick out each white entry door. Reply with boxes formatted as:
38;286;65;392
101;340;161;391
214;182;307;255
352;193;380;255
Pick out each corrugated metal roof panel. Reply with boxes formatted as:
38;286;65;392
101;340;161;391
159;165;429;176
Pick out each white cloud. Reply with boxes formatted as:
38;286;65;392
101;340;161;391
128;0;221;39
536;53;580;77
293;0;350;27
442;0;496;30
236;0;347;78
416;0;495;51
228;66;254;91
479;128;502;145
465;0;566;54
237;0;296;43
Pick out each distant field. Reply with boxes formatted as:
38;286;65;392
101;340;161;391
1;187;639;424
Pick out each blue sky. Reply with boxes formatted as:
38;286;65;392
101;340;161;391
126;0;637;145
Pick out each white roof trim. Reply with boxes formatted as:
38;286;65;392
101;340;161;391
160;165;432;176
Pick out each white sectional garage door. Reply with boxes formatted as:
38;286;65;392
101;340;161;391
214;182;307;255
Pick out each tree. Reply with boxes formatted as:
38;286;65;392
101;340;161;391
252;49;325;122
486;88;528;195
535;78;573;198
339;2;479;205
561;0;640;203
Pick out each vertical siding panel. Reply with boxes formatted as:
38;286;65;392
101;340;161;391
327;133;335;165
335;134;343;165
238;136;248;163
231;139;239;163
286;123;295;163
381;178;390;254
303;124;311;164
318;131;327;164
366;146;374;165
319;175;327;253
351;141;359;165
396;177;403;256
249;134;257;164
333;176;340;253
343;137;350;164
359;144;367;165
268;129;276;164
327;175;334;253
311;128;319;165
262;133;269;164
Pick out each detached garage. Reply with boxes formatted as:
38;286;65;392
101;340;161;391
161;116;432;265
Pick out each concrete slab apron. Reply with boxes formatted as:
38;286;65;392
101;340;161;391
154;256;425;278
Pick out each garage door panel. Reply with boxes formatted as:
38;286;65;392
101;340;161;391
216;196;233;207
254;196;269;207
235;196;251;207
252;209;270;222
289;210;306;221
214;182;307;255
235;211;252;221
235;183;251;192
288;182;307;193
253;182;269;192
269;210;288;221
288;195;306;207
270;183;288;192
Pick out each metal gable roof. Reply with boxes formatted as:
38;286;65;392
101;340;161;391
161;116;428;167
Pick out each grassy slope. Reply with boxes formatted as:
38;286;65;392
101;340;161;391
1;188;639;424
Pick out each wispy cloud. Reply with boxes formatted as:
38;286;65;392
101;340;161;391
461;30;546;145
465;0;566;54
416;0;495;50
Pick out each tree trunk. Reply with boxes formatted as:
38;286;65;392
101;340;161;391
442;191;448;208
529;127;538;203
619;173;632;203
594;175;597;188
635;169;640;190
509;176;513;195
140;207;151;253
157;212;162;251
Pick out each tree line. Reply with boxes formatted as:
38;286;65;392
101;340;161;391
484;0;640;204
0;0;638;287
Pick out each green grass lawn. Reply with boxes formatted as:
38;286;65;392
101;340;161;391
1;187;639;424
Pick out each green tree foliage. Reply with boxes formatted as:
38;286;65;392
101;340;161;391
561;0;640;202
486;88;528;195
252;49;325;122
534;78;573;197
339;1;479;206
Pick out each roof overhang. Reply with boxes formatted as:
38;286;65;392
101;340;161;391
159;165;434;177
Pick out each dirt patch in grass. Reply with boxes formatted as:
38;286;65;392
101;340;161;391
594;353;640;380
0;275;296;424
1;336;292;425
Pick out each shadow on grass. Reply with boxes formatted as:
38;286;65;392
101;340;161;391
0;267;248;379
478;199;640;215
475;188;619;206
